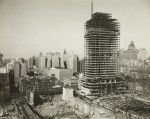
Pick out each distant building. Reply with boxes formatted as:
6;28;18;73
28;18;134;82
46;52;53;68
38;52;61;70
79;58;85;73
48;67;73;81
120;59;139;75
137;48;147;61
29;57;34;67
0;53;3;67
38;56;46;70
120;41;141;75
121;41;139;60
29;56;38;67
52;52;61;68
21;63;27;77
14;61;21;87
38;52;48;70
67;54;79;73
39;52;43;57
14;58;27;78
14;61;21;78
62;49;80;73
6;61;14;73
63;49;69;68
68;54;79;73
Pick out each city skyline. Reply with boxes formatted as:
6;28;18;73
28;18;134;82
1;1;150;118
0;0;150;59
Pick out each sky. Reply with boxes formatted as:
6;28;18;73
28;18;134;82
0;0;150;59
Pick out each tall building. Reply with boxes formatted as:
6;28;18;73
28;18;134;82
79;58;85;73
79;12;125;97
68;54;79;73
6;61;14;73
14;61;21;78
29;56;36;67
120;41;139;75
38;52;61;70
121;41;139;60
18;58;27;77
52;52;61;68
46;52;53;68
63;49;79;73
21;62;27;77
137;48;147;61
63;49;69;68
38;55;46;70
0;53;3;67
85;13;120;79
14;61;21;87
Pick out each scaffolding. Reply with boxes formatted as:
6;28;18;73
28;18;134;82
81;12;125;97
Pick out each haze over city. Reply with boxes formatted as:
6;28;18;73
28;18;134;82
1;0;150;119
0;0;150;59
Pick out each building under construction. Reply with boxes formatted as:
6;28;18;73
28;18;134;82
79;12;126;98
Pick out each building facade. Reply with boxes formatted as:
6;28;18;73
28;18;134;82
120;41;140;75
14;61;21;87
48;67;73;81
137;48;147;61
79;58;85;73
0;53;3;67
21;62;27;77
121;41;139;60
52;52;61;68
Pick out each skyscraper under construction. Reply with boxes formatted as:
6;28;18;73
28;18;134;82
85;12;120;79
79;12;125;98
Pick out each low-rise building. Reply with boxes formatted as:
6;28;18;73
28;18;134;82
63;76;79;91
62;84;73;102
48;67;73;81
19;75;57;94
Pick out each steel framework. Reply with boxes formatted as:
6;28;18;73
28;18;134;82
80;12;125;97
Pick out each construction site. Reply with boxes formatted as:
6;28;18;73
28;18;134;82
79;76;126;97
97;96;150;118
79;12;125;98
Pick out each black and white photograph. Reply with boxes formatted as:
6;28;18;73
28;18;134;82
0;0;150;119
